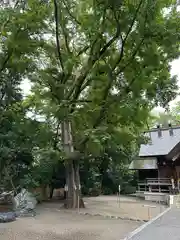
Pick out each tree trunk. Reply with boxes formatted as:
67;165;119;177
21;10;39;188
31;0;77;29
49;185;54;199
61;121;84;209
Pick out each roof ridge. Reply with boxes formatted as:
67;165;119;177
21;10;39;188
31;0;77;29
139;126;180;157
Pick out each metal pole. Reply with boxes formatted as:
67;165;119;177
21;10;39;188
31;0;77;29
118;185;121;208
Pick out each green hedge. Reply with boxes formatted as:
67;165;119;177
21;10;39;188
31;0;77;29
102;187;113;195
121;184;136;194
88;187;101;196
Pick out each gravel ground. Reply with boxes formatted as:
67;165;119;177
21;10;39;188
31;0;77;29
82;196;167;221
0;205;141;240
1;195;165;240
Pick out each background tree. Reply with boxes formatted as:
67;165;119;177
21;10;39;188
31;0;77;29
150;111;179;128
0;0;51;191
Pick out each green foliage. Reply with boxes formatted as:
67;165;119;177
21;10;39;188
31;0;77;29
88;187;101;197
0;0;179;198
150;100;180;128
20;148;61;189
102;187;113;195
17;0;179;167
150;111;179;128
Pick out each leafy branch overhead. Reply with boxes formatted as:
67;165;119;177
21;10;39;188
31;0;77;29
28;0;179;150
0;0;178;150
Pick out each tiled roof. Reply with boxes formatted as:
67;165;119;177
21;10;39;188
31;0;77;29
139;126;180;157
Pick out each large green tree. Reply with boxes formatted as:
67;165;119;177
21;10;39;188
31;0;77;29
1;0;179;207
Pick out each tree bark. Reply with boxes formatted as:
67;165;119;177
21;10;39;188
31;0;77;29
61;121;84;209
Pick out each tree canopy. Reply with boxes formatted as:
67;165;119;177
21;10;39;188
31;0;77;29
0;0;179;207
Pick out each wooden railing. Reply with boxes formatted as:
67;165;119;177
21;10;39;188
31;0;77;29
138;178;172;193
146;178;171;185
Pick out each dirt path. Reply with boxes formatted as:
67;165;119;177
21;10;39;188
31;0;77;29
0;205;141;240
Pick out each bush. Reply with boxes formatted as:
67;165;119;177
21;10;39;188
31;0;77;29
88;187;101;196
122;185;136;194
102;187;113;195
81;186;89;196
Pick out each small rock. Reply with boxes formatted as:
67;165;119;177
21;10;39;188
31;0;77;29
0;212;16;223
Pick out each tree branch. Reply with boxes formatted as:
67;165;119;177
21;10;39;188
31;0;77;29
66;8;122;102
78;9;119;93
77;45;90;57
65;31;102;100
62;26;71;55
53;122;61;149
66;0;145;110
78;60;147;150
79;78;92;92
72;1;150;151
78;65;115;148
0;90;5;105
0;27;22;73
99;16;121;58
0;51;13;73
115;0;149;76
62;0;81;25
115;37;145;76
0;0;28;73
66;65;92;100
53;0;65;72
58;2;71;56
112;0;144;70
124;0;144;43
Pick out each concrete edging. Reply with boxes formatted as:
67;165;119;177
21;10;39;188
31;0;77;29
123;207;171;240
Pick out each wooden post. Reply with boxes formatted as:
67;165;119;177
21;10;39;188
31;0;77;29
148;207;150;220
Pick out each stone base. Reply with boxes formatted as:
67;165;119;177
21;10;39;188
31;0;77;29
134;191;145;198
168;194;180;207
135;192;180;207
144;192;168;204
135;191;169;204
